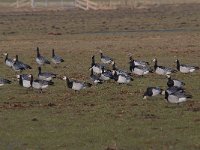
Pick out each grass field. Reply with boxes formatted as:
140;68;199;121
0;4;200;150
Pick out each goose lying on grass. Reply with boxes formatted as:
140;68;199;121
0;77;11;86
129;56;149;67
113;70;133;84
129;60;152;76
175;59;199;73
100;51;114;64
166;75;185;88
143;87;164;99
153;58;177;75
63;76;92;91
112;62;129;77
165;91;192;104
90;69;103;85
90;55;103;74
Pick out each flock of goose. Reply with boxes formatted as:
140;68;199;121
1;47;199;104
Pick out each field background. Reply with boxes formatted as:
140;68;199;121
0;3;200;150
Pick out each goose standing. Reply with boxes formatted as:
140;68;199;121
15;55;32;69
90;55;103;74
143;87;164;99
51;49;64;64
153;58;177;75
175;59;199;73
0;77;11;86
36;47;50;65
100;51;114;64
38;67;57;81
113;70;133;84
3;53;14;68
166;75;185;88
63;76;92;91
165;91;192;104
12;58;26;72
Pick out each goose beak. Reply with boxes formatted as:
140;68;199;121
16;75;20;79
63;76;67;80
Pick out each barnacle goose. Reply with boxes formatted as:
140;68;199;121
176;59;199;73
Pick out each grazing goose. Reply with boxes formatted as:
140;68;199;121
0;77;11;86
3;53;14;67
153;58;177;75
176;59;199;73
63;76;92;91
166;86;185;95
166;75;185;88
112;62;129;76
51;49;64;64
165;91;192;104
38;67;57;81
100;51;114;64
36;47;50;65
113;70;133;84
90;69;103;84
90;55;103;74
15;55;32;69
12;58;26;72
129;61;151;76
100;67;113;81
129;56;149;67
143;87;163;99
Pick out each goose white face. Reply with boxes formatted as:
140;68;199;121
152;58;156;62
63;76;67;80
3;53;8;56
16;75;20;79
166;74;171;78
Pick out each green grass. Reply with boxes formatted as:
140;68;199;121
0;5;200;150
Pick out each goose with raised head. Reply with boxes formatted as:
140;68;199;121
100;51;114;64
51;49;64;64
113;70;133;84
112;62;129;76
63;76;92;91
166;75;185;88
129;60;152;76
129;56;149;67
90;69;103;84
15;55;32;70
90;55;103;74
153;58;177;75
36;47;50;65
3;53;14;68
176;59;199;73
